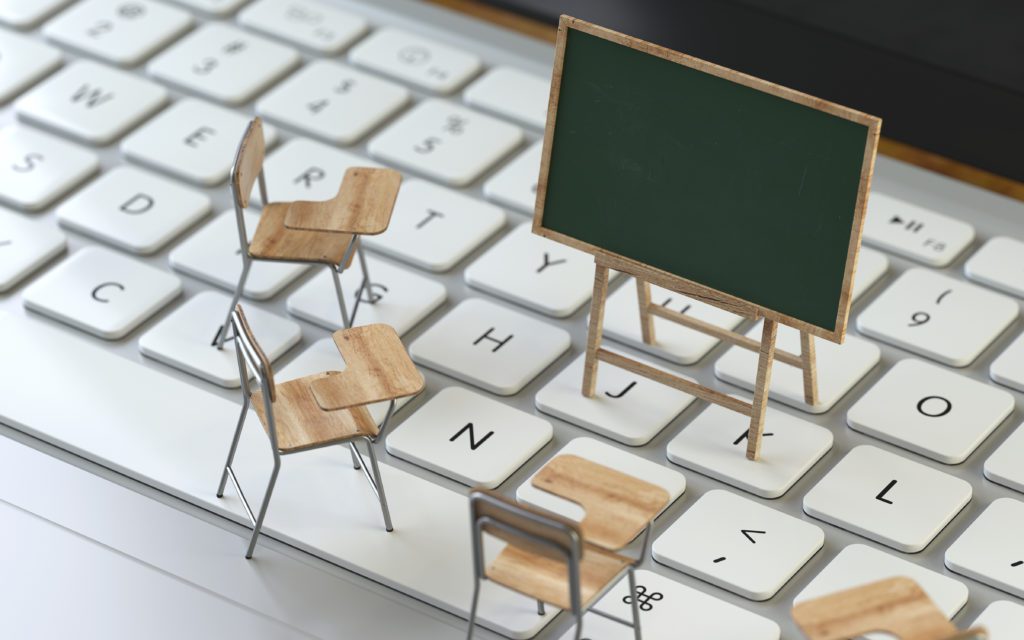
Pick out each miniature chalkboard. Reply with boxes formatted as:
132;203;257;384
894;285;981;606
534;17;880;341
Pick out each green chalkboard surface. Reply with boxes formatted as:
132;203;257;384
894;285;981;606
535;19;880;342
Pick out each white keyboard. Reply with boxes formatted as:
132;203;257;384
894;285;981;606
1;1;1024;639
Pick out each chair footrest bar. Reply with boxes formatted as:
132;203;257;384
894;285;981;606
225;466;257;526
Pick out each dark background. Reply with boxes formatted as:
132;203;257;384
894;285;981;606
484;0;1024;185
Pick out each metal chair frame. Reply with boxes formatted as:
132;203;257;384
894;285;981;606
214;119;373;349
216;305;396;559
466;490;648;640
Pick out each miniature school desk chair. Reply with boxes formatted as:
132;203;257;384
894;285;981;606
792;577;987;640
213;116;401;349
466;489;650;640
216;304;423;559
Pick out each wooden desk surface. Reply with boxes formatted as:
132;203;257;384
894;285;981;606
310;324;424;411
429;0;1024;204
532;454;669;551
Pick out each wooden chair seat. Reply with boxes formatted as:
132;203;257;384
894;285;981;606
485;543;631;610
251;374;378;454
311;324;425;411
532;454;670;550
248;202;358;266
283;167;402;235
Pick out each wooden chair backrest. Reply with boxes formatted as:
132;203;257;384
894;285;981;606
469;489;580;564
230;304;275;403
231;117;265;209
792;577;983;640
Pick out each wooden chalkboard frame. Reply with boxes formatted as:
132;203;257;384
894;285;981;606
532;16;881;343
533;16;881;460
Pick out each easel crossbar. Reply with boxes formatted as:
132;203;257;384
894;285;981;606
647;304;804;368
596;349;753;416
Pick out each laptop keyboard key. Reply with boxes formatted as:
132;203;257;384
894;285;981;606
348;27;482;94
17;60;168;145
147;23;300;105
169;210;307;300
795;544;968;630
535;350;696;446
286;255;446;334
166;0;248;15
23;246;182;339
138;290;301;387
863;192;974;267
56;166;210;254
964;236;1024;298
0;126;99;211
653;489;824;601
970;601;1024;639
851;246;888;302
261;136;377;203
463;66;549;129
0;31;62;104
803;445;971;552
238;0;367;54
603;278;745;365
409;297;570;396
362;178;505;272
0;207;66;292
946;498;1024;599
566;569;780;640
465;223;599;317
368;98;522;187
847;358;1013;464
257;61;409;146
122;98;277;185
386;386;552;489
42;0;193;67
984;421;1024;493
482;139;541;214
858;268;1018;367
667;402;833;499
0;0;72;28
715;321;880;413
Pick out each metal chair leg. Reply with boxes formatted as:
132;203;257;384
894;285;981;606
215;260;252;349
537;600;546;615
348;442;361;469
575;612;584;640
348;242;373;326
628;567;642;640
245;453;281;559
466;578;482;640
329;266;351;329
217;398;249;497
363;437;393;532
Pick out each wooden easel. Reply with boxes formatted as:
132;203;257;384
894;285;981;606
582;259;819;461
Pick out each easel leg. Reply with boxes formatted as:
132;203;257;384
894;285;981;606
582;263;610;398
800;331;819;407
747;319;778;461
636;279;656;345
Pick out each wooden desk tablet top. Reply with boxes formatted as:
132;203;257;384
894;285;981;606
531;454;670;550
791;576;986;640
283;167;402;235
310;323;424;411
